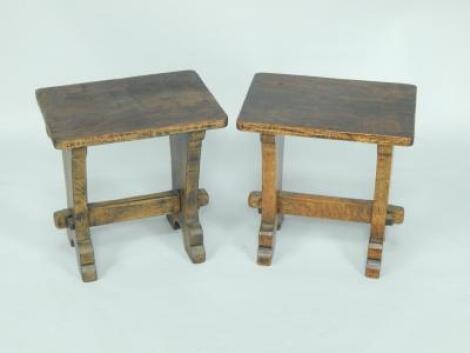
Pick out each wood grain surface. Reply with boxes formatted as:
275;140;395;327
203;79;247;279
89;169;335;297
54;189;209;229
366;144;394;278
37;70;227;149
248;191;404;225
237;73;416;146
257;134;284;265
63;147;97;282
167;131;207;263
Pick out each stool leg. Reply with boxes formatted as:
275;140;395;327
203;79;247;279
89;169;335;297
62;148;97;282
257;134;284;266
277;136;285;230
257;137;284;231
63;151;76;248
366;144;393;279
168;131;206;263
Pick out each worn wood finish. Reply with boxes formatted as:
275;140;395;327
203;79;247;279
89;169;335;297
276;135;285;231
366;145;393;279
62;150;76;247
38;71;228;281
167;131;207;263
248;191;404;225
63;147;97;282
257;134;284;265
54;189;209;229
238;73;416;277
237;73;416;146
36;71;227;149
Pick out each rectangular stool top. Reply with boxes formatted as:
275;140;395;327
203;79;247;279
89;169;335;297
37;70;227;149
237;73;416;146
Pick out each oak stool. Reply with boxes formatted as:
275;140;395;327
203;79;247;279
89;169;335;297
36;71;227;282
237;73;416;278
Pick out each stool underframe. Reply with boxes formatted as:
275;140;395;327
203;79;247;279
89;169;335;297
249;133;399;278
54;131;208;282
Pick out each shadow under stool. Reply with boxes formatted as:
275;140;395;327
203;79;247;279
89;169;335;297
237;73;416;278
36;70;227;282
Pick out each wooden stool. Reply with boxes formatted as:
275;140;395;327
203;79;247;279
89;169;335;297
237;73;416;278
36;71;227;282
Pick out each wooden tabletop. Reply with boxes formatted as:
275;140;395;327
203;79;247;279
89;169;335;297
37;71;228;149
237;73;416;146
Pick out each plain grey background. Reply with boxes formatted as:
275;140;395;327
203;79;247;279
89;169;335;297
1;0;469;352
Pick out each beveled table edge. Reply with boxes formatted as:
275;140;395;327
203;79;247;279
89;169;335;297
236;120;413;146
51;118;228;149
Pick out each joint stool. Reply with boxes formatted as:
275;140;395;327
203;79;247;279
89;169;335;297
36;71;227;282
237;73;416;278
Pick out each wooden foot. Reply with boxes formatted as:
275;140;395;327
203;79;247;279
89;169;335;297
365;241;383;278
256;134;284;265
365;145;393;279
169;131;207;263
257;222;276;265
257;247;274;266
75;238;97;282
63;148;97;282
183;221;206;263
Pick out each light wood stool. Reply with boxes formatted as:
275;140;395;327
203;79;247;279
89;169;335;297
237;73;416;278
37;71;227;282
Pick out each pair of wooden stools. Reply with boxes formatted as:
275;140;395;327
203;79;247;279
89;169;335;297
36;71;416;282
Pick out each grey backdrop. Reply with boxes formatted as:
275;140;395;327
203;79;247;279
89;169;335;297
1;1;469;352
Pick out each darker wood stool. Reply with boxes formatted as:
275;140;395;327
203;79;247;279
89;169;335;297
36;70;227;282
237;73;416;278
